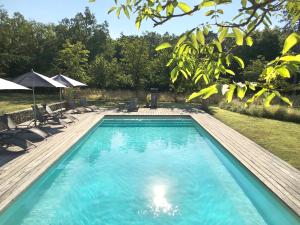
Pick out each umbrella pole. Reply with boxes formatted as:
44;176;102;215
60;88;63;116
33;87;37;126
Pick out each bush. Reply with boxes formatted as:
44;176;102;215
218;99;300;123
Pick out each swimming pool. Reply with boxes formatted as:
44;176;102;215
0;116;299;225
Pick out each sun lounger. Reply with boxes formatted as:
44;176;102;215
0;134;35;151
67;100;88;114
32;105;67;127
0;115;49;139
43;104;77;123
150;88;159;109
150;94;158;109
127;98;139;112
79;98;100;112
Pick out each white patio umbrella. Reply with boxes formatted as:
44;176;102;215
13;69;66;124
52;74;87;113
51;74;87;88
0;78;30;90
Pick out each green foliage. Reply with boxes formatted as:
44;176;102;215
53;40;90;82
108;0;300;106
119;37;150;91
242;56;268;82
282;32;300;54
89;56;127;89
1;3;300;103
0;8;174;92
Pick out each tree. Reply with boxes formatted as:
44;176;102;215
119;36;150;92
108;0;300;106
53;40;90;82
55;7;110;61
89;56;129;89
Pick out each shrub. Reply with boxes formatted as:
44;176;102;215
218;99;300;124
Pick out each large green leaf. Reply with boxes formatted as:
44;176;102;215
188;84;218;101
225;84;236;103
246;88;267;105
177;34;187;47
241;0;247;7
225;54;232;66
264;92;276;107
190;33;198;49
170;67;179;83
276;66;290;78
233;28;244;46
225;69;235;75
116;7;122;18
214;40;222;52
237;83;247;99
167;4;175;16
196;29;205;45
155;42;172;51
233;56;244;68
108;6;117;14
200;1;216;8
156;4;163;12
218;27;228;43
178;2;192;13
246;36;253;46
135;18;141;29
280;55;300;62
205;10;215;16
282;33;300;54
123;6;130;19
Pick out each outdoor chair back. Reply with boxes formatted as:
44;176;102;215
44;105;56;115
79;98;88;107
32;105;47;124
150;94;158;109
67;100;77;109
1;114;49;139
127;98;139;112
0;115;16;130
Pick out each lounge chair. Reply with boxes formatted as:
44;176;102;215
79;98;100;112
150;93;158;109
127;98;139;112
67;100;88;114
0;134;35;151
0;115;49;140
33;105;67;127
43;104;77;123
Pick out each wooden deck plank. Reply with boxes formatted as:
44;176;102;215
0;112;102;212
0;108;299;217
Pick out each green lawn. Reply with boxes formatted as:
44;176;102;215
0;93;60;114
209;107;300;170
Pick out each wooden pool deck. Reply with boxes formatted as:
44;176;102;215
0;108;299;216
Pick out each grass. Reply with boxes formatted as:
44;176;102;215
209;107;300;170
0;93;60;114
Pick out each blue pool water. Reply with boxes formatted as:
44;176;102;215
0;116;299;225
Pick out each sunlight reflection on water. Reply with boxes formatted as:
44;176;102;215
149;184;178;217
